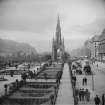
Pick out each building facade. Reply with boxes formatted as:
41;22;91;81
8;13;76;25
90;35;100;60
98;29;105;61
83;35;100;60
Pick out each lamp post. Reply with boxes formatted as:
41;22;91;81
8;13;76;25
92;71;94;91
95;41;96;60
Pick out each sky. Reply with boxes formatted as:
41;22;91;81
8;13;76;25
0;0;105;53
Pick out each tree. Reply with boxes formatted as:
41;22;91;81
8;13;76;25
39;53;52;61
63;52;70;62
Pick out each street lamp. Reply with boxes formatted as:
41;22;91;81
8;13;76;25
92;71;94;91
95;41;96;59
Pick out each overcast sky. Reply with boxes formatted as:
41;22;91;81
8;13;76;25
0;0;105;53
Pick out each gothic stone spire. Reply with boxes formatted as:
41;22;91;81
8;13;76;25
56;16;61;45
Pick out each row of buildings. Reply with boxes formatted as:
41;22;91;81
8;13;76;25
85;29;105;61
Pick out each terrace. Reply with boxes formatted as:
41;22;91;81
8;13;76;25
0;62;64;105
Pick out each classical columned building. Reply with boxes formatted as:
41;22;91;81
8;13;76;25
83;35;100;60
90;35;100;60
98;29;105;61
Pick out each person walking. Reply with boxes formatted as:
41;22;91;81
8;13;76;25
102;94;105;105
10;71;14;77
84;89;87;101
81;88;85;101
97;64;98;68
79;89;82;101
82;78;85;86
85;89;90;102
87;90;90;102
94;95;101;105
44;73;48;82
75;96;79;105
15;79;19;90
84;77;87;85
82;77;87;86
4;84;8;96
50;95;54;105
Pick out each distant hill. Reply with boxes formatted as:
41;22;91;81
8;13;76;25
0;38;37;56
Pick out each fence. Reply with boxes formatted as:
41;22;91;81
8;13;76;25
68;61;76;105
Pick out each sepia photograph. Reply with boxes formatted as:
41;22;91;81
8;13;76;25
0;0;105;105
